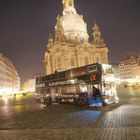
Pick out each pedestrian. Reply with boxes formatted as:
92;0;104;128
92;86;101;100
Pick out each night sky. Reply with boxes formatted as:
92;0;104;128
0;0;140;84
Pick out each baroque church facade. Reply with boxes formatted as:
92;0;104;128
44;0;108;75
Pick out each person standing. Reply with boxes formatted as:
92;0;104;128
92;86;101;100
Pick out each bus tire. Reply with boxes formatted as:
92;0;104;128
44;99;51;106
77;99;85;107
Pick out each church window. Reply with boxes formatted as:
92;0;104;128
56;56;61;68
85;56;88;65
70;57;75;67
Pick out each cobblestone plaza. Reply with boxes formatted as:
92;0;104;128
0;95;140;140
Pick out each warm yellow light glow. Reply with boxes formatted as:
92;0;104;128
0;88;27;97
2;96;8;104
79;84;87;92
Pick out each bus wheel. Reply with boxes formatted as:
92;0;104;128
45;99;51;106
77;99;85;107
102;101;107;106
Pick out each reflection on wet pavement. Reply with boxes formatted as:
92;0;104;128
1;93;140;140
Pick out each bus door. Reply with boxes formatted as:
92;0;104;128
89;84;102;106
50;88;58;103
92;84;101;98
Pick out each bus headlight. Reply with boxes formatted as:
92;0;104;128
116;97;119;101
104;99;109;103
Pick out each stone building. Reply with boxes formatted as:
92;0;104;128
22;78;36;93
0;53;20;94
44;0;108;75
119;55;140;85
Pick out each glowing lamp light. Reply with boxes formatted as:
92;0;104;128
0;87;20;96
46;94;49;97
104;99;109;103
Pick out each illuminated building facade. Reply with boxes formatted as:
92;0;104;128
112;63;121;85
22;78;36;92
44;0;108;75
22;74;45;92
0;53;20;94
119;56;140;85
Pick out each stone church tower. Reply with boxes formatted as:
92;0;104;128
44;0;108;75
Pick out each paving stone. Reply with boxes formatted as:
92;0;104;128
0;99;140;139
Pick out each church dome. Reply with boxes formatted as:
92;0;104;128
55;0;89;44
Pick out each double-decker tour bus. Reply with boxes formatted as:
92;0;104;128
35;63;119;107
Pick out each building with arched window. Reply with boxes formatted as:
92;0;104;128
44;0;108;75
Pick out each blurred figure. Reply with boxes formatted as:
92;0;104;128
92;86;101;100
